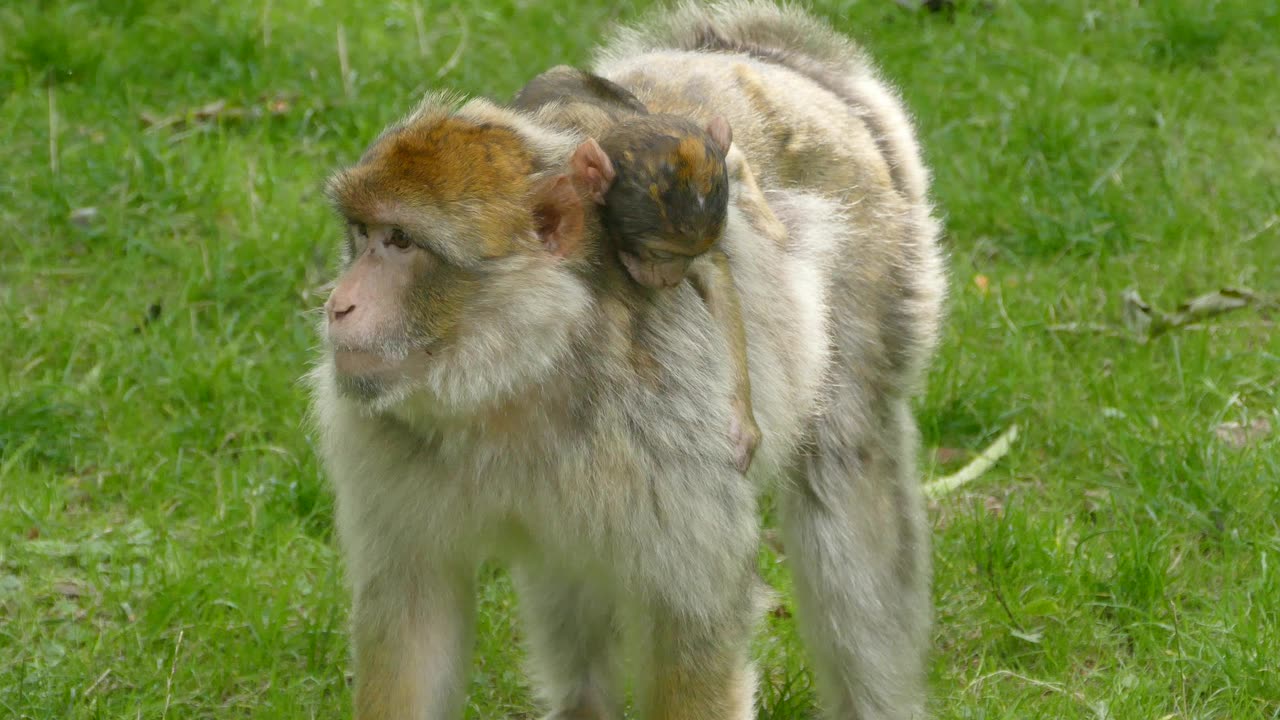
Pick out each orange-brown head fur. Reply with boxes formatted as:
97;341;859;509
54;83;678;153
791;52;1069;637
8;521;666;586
320;95;599;412
328;113;541;263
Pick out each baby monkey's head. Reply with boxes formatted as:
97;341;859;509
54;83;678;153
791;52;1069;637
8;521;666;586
597;115;732;288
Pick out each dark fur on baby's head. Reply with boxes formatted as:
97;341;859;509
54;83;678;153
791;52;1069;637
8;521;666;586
599;114;731;259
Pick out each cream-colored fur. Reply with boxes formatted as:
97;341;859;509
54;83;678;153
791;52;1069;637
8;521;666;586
311;2;945;719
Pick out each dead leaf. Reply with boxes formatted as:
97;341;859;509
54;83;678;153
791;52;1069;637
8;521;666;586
1123;287;1261;341
1121;288;1155;339
1083;488;1111;515
140;92;299;132
1174;288;1255;321
770;603;792;619
69;207;100;227
983;496;1004;517
1010;627;1044;644
192;99;229;120
933;447;968;465
53;580;88;599
973;274;990;296
1214;417;1272;449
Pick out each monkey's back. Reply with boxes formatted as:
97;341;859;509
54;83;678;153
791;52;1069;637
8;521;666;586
594;2;946;400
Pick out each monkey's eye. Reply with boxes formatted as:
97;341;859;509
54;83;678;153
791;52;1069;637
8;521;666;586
388;228;413;249
647;249;675;261
351;222;368;238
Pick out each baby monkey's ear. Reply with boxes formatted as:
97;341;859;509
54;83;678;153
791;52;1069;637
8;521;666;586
532;175;584;257
570;138;616;205
707;115;733;154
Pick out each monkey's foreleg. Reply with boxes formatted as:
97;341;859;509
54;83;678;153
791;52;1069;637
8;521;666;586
350;563;475;720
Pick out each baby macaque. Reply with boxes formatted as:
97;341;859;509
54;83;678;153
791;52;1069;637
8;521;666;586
582;114;762;473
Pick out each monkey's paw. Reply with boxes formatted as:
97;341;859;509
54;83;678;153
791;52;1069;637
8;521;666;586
729;412;762;474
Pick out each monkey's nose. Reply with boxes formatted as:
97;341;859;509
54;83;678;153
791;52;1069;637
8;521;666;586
329;302;356;322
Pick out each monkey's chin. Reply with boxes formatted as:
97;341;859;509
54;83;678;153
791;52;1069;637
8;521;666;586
330;349;414;402
330;346;438;404
333;348;401;377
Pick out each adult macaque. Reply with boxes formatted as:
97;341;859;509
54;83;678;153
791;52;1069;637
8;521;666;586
311;2;945;719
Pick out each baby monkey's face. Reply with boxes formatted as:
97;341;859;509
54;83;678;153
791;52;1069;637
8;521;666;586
608;165;728;289
618;242;698;289
596;113;733;290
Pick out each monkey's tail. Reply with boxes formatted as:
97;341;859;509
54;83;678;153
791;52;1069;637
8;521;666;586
598;0;929;206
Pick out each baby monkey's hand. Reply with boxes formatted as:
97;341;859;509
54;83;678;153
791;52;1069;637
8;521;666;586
729;399;762;474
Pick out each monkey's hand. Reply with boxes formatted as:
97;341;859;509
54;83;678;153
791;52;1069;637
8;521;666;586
729;401;762;474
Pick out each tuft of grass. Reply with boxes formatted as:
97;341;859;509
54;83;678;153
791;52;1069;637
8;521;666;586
1;1;1277;718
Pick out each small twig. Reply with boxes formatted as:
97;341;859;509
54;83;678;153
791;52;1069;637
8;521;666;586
1242;214;1278;244
1088;139;1138;196
1169;599;1189;715
984;552;1024;632
262;0;273;48
924;424;1019;498
412;2;429;58
161;629;184;720
965;669;1066;696
84;668;112;697
337;24;352;100
1046;322;1126;337
247;155;260;229
966;670;1103;716
435;5;469;79
48;83;59;174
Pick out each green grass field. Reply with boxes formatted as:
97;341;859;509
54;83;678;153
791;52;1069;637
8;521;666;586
2;1;1278;717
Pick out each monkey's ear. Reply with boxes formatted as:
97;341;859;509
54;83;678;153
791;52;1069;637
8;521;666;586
569;138;616;205
532;174;584;257
707;116;733;154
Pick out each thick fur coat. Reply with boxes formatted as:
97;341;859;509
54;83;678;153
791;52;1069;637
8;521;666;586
311;3;946;718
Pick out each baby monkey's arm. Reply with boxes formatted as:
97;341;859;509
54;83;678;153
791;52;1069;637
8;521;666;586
688;249;761;474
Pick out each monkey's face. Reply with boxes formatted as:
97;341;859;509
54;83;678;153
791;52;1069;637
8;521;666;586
321;220;468;399
618;245;697;289
320;115;594;411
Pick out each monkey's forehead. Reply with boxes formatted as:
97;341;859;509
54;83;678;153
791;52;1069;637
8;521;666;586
327;119;541;257
345;119;536;204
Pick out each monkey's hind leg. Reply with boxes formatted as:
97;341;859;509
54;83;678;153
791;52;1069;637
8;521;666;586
781;397;932;720
512;564;624;720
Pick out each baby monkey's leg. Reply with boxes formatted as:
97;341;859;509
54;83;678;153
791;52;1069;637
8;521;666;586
726;147;789;249
688;250;761;474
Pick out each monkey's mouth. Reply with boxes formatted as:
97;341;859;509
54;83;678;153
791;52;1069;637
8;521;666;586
331;345;435;379
618;251;690;289
332;348;398;377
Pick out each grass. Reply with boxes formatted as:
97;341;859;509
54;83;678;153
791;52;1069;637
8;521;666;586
1;0;1277;717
